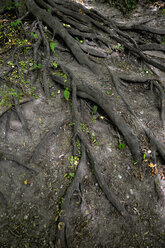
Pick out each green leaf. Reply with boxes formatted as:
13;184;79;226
50;42;57;52
38;63;42;69
33;63;42;69
31;32;37;39
118;143;125;150
63;74;67;79
106;91;110;95
11;20;22;27
69;172;75;178
52;61;58;68
92;105;98;115
64;88;70;101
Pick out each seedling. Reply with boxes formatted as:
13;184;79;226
118;143;125;150
50;42;57;52
114;43;124;52
33;63;42;70
31;32;37;39
52;60;58;68
11;20;22;29
92;105;98;115
106;91;111;95
143;153;146;160
64;87;70;100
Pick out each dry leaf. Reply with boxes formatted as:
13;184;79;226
148;162;154;168
58;222;64;230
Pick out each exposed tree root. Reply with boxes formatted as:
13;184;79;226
56;73;133;247
1;0;165;246
51;71;142;165
105;66;165;162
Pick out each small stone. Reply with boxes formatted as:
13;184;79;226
24;215;28;220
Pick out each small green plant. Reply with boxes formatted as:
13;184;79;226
101;83;107;87
7;61;15;68
31;32;37;39
33;63;42;70
106;91;111;95
64;87;70;100
11;20;22;29
52;60;58;68
118;143;125;150
76;139;81;157
64;172;75;179
92;105;98;115
50;92;55;97
161;9;165;15
80;123;98;145
50;42;57;52
7;1;21;10
161;35;165;45
114;43;124;52
143;153;146;160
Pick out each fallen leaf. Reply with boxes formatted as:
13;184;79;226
58;222;64;230
148;162;154;168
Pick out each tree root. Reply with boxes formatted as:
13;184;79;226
105;66;165;163
51;70;142;165
1;1;165;245
55;74;133;247
26;0;101;75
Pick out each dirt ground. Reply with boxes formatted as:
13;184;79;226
0;0;165;247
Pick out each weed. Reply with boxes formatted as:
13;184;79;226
80;123;98;145
106;91;111;95
92;105;98;115
161;9;165;15
31;32;37;39
11;20;22;29
76;139;81;157
143;153;146;160
118;143;125;150
161;35;165;45
33;63;42;70
50;92;56;97
114;43;124;52
7;0;21;11
52;61;58;68
64;87;70;100
50;42;57;52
